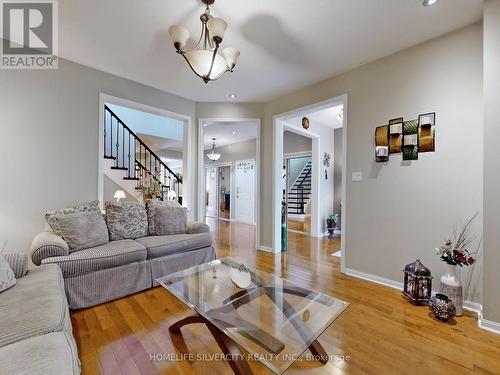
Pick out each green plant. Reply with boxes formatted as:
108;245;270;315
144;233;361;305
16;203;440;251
327;214;339;222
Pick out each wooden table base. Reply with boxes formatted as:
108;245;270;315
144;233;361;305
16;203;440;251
168;313;329;375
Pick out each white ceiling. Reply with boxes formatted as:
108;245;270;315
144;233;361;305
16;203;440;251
138;133;182;152
308;105;344;130
203;121;258;149
59;0;483;102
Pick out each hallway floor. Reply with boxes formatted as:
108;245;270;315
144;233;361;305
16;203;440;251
71;219;500;375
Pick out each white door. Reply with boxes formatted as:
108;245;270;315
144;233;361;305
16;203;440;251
205;167;217;218
234;159;255;224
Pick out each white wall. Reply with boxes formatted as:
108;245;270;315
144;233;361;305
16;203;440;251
483;0;500;324
334;128;343;216
0;58;195;253
287;157;311;190
261;23;483;302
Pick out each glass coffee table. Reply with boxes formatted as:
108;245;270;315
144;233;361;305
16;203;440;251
157;257;348;375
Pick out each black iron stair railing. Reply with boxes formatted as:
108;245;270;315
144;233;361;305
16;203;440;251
104;105;182;202
288;166;311;215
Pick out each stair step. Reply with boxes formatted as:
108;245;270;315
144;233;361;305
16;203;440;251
104;155;116;160
111;166;128;171
123;177;139;181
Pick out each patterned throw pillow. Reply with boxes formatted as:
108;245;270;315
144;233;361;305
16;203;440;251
0;255;16;293
146;199;181;235
45;200;101;230
155;206;188;235
105;201;148;241
50;211;109;252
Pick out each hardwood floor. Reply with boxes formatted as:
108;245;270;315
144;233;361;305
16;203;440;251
71;219;500;375
287;217;311;234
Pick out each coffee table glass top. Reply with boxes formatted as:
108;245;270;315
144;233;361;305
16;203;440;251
156;257;348;374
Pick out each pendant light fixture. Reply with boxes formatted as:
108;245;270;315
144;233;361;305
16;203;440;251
423;0;439;6
169;0;240;83
207;138;222;161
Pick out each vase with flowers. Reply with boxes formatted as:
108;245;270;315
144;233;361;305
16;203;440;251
138;175;163;202
435;213;479;316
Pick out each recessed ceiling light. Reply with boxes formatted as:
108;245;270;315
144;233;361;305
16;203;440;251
423;0;439;6
229;93;237;100
232;131;236;135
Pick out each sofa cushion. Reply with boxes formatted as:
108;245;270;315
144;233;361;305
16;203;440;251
0;264;68;348
50;211;109;252
105;201;148;240
45;200;100;230
0;332;80;375
136;233;212;259
0;255;16;293
41;240;147;278
146;199;181;235
3;253;28;279
155;206;187;235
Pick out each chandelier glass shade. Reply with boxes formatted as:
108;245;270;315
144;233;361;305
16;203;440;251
169;0;240;83
207;138;222;161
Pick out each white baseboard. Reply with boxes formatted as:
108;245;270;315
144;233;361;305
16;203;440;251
463;300;482;316
257;246;273;253
345;268;403;290
479;318;500;335
344;267;489;325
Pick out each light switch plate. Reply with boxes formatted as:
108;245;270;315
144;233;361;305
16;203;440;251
352;172;363;182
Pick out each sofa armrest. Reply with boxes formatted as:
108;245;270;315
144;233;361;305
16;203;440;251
30;232;69;266
187;222;210;234
2;253;28;278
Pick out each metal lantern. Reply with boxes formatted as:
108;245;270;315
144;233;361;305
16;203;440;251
403;259;432;305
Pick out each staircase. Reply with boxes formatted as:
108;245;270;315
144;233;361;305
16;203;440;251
103;105;182;203
287;161;311;215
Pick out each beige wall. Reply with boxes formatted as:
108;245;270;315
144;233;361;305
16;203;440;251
103;176;138;204
0;58;195;253
483;0;500;323
284;131;312;155
260;24;483;302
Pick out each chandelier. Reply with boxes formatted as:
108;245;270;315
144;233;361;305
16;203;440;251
207;138;222;161
168;0;240;83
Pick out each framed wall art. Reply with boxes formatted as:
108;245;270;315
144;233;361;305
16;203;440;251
418;112;436;153
388;117;403;154
402;120;419;160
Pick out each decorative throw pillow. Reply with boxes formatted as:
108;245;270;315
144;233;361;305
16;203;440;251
105;201;148;240
155;206;188;235
45;200;101;230
50;211;109;252
146;199;181;235
0;255;16;293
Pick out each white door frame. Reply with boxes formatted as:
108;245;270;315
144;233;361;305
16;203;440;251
198;118;261;249
234;158;257;225
283;125;320;238
204;162;233;221
273;94;348;273
98;93;195;219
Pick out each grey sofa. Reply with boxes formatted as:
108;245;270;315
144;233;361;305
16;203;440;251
0;254;80;375
31;220;215;310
